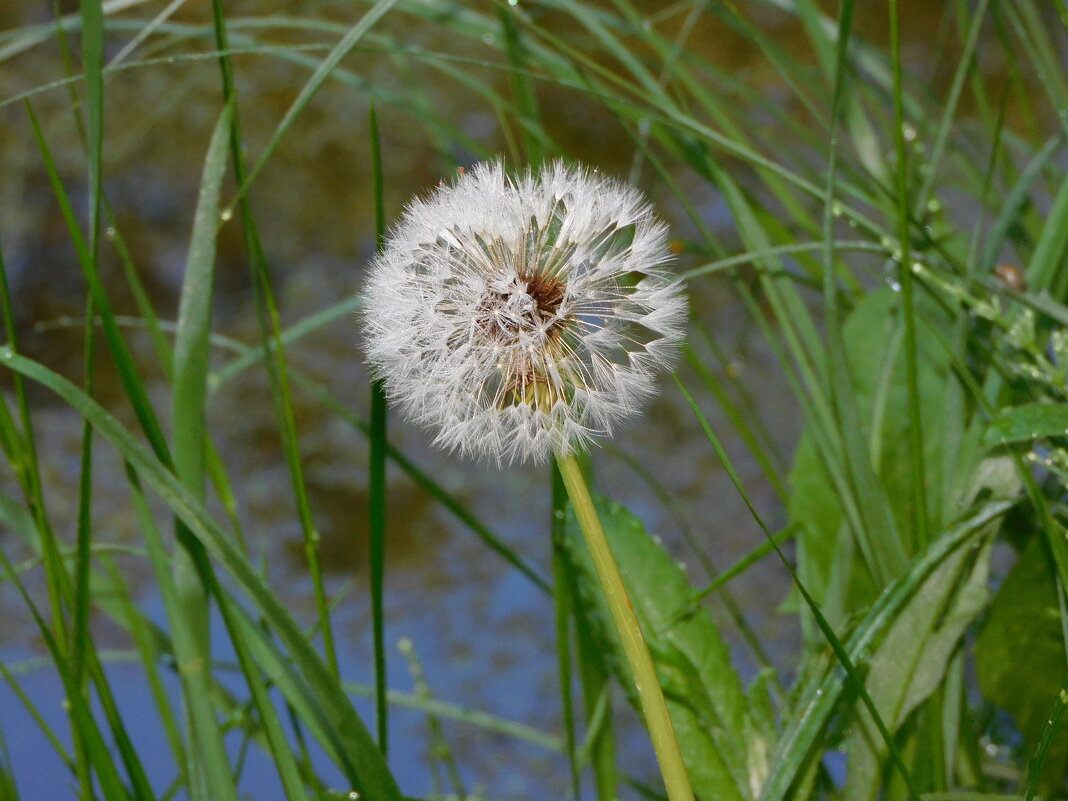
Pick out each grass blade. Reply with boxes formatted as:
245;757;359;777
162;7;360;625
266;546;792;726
170;100;239;801
368;99;389;756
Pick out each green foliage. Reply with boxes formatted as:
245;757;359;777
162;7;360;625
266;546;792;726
0;0;1066;798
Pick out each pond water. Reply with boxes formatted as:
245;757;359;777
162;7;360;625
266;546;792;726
0;0;1018;796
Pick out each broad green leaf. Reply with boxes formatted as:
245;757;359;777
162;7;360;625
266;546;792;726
984;402;1068;446
844;533;994;800
975;537;1068;792
564;496;761;801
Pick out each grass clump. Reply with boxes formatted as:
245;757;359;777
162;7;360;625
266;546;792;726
0;1;1066;799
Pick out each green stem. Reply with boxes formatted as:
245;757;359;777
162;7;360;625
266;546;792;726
556;452;695;801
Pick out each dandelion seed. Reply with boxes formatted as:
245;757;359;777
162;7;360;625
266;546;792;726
361;161;687;464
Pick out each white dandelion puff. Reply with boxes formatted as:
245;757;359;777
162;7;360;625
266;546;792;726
361;160;688;465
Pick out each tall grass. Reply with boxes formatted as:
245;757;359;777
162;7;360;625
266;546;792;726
0;0;1066;799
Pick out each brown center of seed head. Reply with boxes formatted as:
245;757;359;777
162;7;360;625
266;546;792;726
522;269;566;322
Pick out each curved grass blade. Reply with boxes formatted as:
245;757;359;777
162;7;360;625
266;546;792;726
169;100;240;801
368;99;389;755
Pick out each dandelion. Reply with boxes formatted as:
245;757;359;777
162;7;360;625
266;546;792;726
361;161;694;801
361;160;687;465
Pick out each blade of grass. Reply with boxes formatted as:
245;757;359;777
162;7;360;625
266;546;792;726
78;0;103;251
683;343;787;501
70;297;96;732
170;100;239;801
341;680;563;751
368;99;389;756
890;0;930;548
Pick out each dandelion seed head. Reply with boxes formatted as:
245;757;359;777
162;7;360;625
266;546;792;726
361;161;687;465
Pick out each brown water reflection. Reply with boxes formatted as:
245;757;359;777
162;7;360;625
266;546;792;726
0;0;1045;796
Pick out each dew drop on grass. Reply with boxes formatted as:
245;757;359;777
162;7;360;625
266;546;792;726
219;208;233;222
349;793;361;800
104;226;116;239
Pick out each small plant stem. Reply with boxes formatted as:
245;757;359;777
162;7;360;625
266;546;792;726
556;452;695;801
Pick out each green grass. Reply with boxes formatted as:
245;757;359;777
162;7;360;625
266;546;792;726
0;0;1066;799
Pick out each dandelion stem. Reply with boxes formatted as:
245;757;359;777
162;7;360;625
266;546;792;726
556;452;695;801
